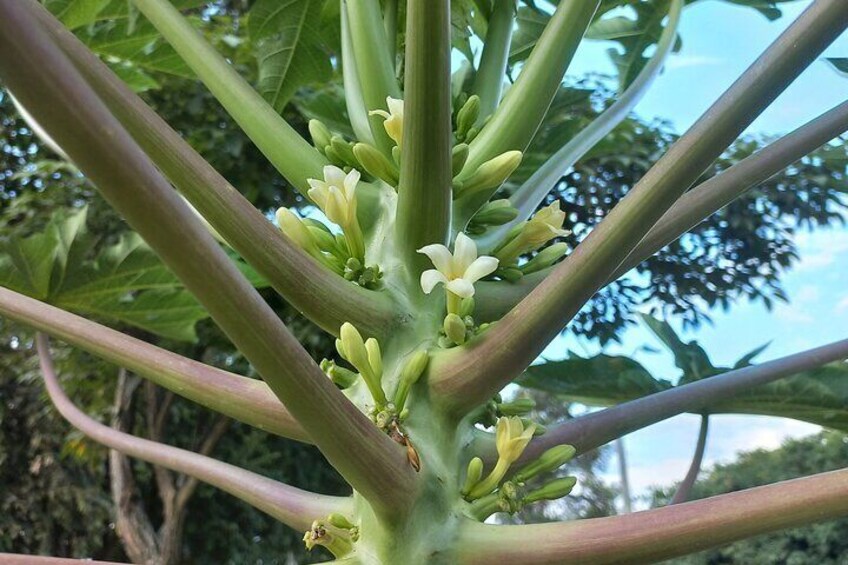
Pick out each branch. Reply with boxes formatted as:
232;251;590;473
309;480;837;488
611;98;848;281
670;414;709;505
430;0;848;414
457;467;848;563
471;0;518;123
175;415;232;511
519;338;848;463
479;0;683;251
0;286;307;442
28;0;396;338
341;6;375;145
474;97;848;320
454;0;601;221
36;335;347;532
344;0;402;154
129;0;327;196
0;4;415;516
395;0;453;274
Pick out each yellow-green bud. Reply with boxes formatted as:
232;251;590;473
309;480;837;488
498;397;536;416
327;513;356;531
339;323;368;370
276;208;319;253
330;135;358;168
496;202;569;264
456;94;480;141
452;143;469;176
473;199;519;226
307;225;341;253
521;419;546;436
365;337;383;380
462;457;484;496
394;349;430;410
456;151;523;198
521;242;569;274
353;143;399;186
322;144;345;166
308;120;332;153
513;444;576;483
499;266;524;282
444;313;467;345
459;296;475;318
320;359;358;389
523;476;577;504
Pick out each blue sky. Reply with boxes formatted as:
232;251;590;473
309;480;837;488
541;0;848;507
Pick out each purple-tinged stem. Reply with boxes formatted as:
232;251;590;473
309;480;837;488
36;334;348;531
670;414;710;505
0;287;308;442
457;467;848;564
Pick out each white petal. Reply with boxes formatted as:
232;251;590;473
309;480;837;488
453;232;478;272
387;97;404;116
307;185;330;209
463;255;499;283
420;270;447;294
446;278;475;298
417;244;453;274
369;109;390;119
344;168;361;200
323;165;347;187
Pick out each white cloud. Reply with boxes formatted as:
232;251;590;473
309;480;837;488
665;55;723;70
837;296;848;312
773;303;814;324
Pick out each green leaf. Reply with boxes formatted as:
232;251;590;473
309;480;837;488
587;0;680;91
519;352;671;406
521;352;848;432
509;6;548;64
248;0;332;113
43;0;112;30
639;314;719;383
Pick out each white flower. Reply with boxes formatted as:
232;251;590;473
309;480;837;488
418;233;498;299
369;97;404;148
307;165;360;228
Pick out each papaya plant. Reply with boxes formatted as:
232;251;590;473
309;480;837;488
1;0;848;563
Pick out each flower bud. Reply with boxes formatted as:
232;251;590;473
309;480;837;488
353;142;399;186
452;143;469;176
456;151;522;198
513;444;576;483
330;136;359;168
521;418;546;436
495;202;569;264
308;119;332;153
472;199;519;226
394;349;430;410
497;397;536;416
320;358;358;389
523;476;577;504
444;313;467;345
327;513;356;530
461;457;484;496
459;296;475;318
340;323;386;405
369;96;404;148
499;266;524;283
456;95;480;141
521;242;569;274
365;337;383;380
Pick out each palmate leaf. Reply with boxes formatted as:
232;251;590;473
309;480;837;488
520;317;848;431
0;207;264;342
248;0;332;113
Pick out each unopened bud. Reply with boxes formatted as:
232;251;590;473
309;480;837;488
354;143;399;186
394;349;430;410
459;297;475;318
365;338;383;380
444;313;467;345
320;359;358;389
327;513;356;530
330;135;359;168
308;120;332;153
513;444;576;483
523;477;577;504
498;397;536;416
499;266;524;283
521;242;569;274
462;457;484;496
456;95;480;141
456;151;522;198
473;199;519;226
452;143;469;176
